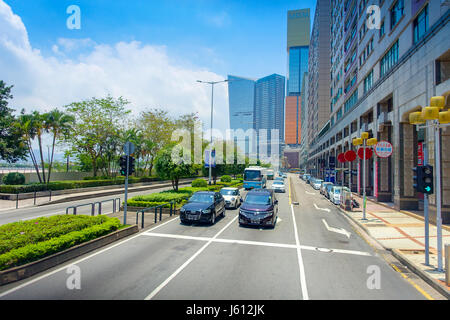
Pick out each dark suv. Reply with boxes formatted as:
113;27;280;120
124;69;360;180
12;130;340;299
239;189;278;228
179;191;225;225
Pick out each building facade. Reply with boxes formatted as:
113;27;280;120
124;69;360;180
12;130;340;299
307;0;450;223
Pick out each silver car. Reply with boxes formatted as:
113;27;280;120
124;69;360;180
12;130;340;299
272;180;286;193
330;186;343;205
220;187;241;209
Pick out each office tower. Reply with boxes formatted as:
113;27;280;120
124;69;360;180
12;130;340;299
285;9;310;147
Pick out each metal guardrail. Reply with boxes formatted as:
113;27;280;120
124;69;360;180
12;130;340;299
14;190;52;209
66;198;121;216
135;200;177;229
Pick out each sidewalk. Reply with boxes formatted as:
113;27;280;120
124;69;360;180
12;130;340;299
341;193;450;298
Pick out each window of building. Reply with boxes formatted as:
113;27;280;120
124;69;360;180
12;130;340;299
380;40;399;77
413;4;428;44
364;70;373;94
435;51;450;85
344;90;358;113
379;20;385;38
390;0;404;30
337;108;343;121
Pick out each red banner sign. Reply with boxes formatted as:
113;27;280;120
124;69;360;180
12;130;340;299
344;150;357;162
337;153;346;163
357;147;373;160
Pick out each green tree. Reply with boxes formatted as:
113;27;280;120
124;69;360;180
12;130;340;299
64;96;130;177
137;109;175;176
0;81;27;163
154;144;196;191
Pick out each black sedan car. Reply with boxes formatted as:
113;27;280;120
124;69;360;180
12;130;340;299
239;189;278;228
179;191;225;225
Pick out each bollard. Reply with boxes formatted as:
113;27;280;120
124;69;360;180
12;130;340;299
160;206;162;221
34;191;36;205
170;202;173;216
49;190;52;202
142;211;145;229
73;207;77;215
91;203;95;216
154;207;157;223
98;202;102;215
446;244;450;286
16;193;18;209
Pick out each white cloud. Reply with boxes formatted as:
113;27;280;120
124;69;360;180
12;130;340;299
0;0;230;134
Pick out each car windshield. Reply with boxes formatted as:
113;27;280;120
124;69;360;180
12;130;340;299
273;182;284;186
244;170;261;181
220;189;238;196
189;193;214;203
334;188;341;194
245;193;271;205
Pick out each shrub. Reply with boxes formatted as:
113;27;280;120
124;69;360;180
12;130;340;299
191;178;207;188
2;172;25;185
0;217;121;271
220;175;232;183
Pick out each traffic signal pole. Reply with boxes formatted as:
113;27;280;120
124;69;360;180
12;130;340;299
124;154;129;225
423;144;430;266
435;123;443;272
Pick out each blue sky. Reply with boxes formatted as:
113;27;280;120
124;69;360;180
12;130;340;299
4;0;317;79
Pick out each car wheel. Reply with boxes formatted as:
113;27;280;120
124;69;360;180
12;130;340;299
222;207;226;217
210;211;216;225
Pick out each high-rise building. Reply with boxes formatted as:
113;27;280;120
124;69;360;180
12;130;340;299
307;0;331;149
307;0;450;222
227;73;285;160
228;75;256;132
285;9;310;147
255;74;286;157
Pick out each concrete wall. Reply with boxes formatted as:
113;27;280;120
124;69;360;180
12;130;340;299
0;172;94;184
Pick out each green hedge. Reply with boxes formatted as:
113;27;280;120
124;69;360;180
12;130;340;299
220;175;232;183
127;200;186;209
130;193;188;204
0;215;112;255
192;178;208;188
0;216;121;271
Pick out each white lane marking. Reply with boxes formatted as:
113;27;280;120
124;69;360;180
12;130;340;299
314;203;331;212
305;191;317;195
142;232;297;249
322;219;351;239
144;215;238;300
141;232;371;256
0;216;179;299
290;204;309;300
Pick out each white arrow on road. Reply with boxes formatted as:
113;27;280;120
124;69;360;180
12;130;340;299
314;203;331;212
322;219;351;239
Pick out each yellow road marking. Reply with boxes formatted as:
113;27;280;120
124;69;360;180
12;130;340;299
390;264;434;300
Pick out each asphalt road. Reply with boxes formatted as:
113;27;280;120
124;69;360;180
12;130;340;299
0;174;443;300
0;184;180;225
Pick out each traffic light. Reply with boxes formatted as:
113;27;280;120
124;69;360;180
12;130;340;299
412;165;434;194
412;166;423;192
128;156;135;175
119;155;128;176
422;165;434;194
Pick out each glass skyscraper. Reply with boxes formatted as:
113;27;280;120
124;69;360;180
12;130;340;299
287;46;309;96
228;75;256;132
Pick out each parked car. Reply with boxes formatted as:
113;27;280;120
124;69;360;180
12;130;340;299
239;189;278;228
272;180;286;193
179;191;225;225
311;179;323;190
330;186;343;205
325;184;335;199
306;175;312;184
302;174;310;181
220;187;242;209
320;182;333;195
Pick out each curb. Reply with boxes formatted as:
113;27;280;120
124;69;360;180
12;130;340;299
391;248;450;299
337;205;449;299
0;224;139;286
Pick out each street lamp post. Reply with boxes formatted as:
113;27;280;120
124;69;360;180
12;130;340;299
409;96;449;271
353;133;377;221
197;79;229;185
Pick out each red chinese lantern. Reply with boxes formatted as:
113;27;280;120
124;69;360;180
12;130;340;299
357;147;373;160
344;150;357;162
337;153;346;163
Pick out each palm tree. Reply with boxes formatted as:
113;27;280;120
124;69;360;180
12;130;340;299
31;111;47;183
43;109;74;183
15;113;43;183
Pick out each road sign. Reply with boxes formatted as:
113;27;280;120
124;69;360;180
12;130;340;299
374;141;393;158
204;150;216;168
124;142;135;156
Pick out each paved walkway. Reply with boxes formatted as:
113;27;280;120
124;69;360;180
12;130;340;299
344;193;450;294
